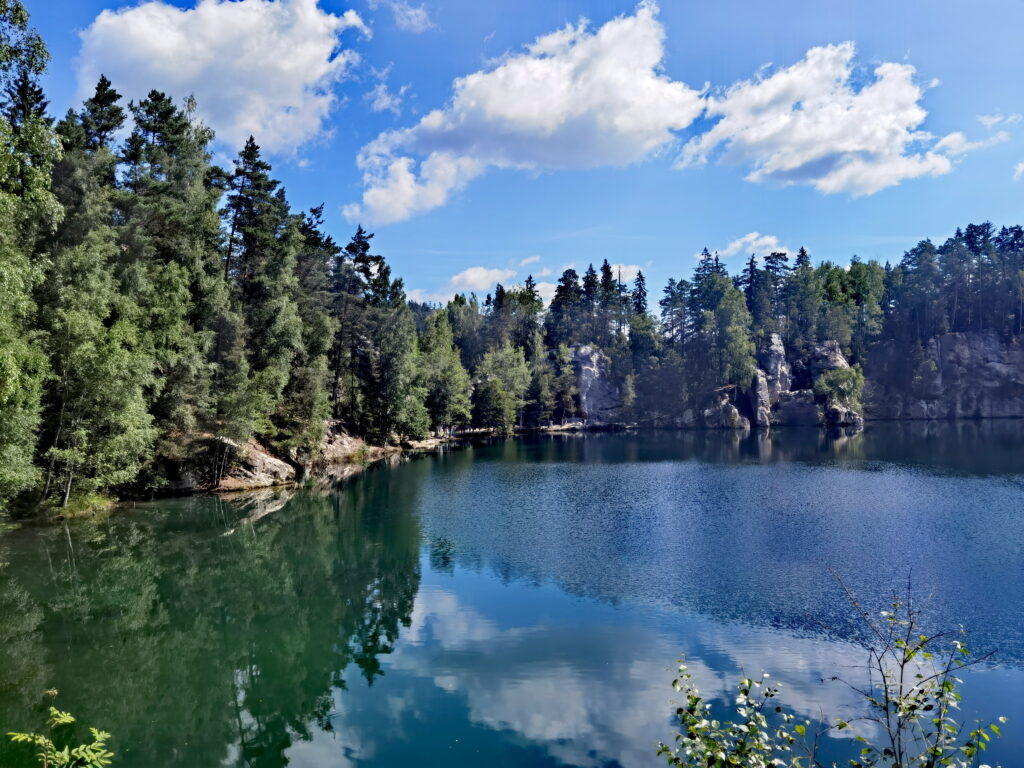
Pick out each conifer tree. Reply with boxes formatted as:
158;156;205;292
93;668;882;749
631;270;648;315
80;74;124;151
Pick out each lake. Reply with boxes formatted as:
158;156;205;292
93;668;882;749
1;422;1023;767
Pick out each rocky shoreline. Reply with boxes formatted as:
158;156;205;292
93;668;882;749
89;330;1024;500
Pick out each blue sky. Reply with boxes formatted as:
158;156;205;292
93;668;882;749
24;0;1024;303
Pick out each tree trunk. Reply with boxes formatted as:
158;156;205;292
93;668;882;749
61;471;74;508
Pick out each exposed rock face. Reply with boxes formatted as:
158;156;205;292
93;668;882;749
702;392;751;430
216;438;296;492
748;369;772;427
809;340;850;383
868;331;1024;419
321;422;369;465
758;333;792;405
825;402;864;429
161;434;295;492
772;390;822;426
573;345;624;423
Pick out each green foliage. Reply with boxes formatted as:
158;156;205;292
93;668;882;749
7;694;114;767
658;595;1007;768
473;377;515;433
475;343;530;429
814;366;866;410
3;0;1024;504
420;311;472;433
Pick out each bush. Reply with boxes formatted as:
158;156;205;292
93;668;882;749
814;366;865;411
658;591;1007;768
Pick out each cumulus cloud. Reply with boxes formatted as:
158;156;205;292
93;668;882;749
932;130;1009;157
715;232;785;258
410;264;565;306
1015;162;1024;182
77;0;368;154
534;282;558;302
369;0;434;33
450;266;517;291
366;65;409;115
677;42;985;196
977;113;1022;129
609;263;643;283
345;1;704;224
519;255;541;266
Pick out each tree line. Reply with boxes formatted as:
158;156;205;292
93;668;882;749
2;3;1023;512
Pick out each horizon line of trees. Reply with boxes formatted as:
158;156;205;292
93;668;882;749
2;3;1023;512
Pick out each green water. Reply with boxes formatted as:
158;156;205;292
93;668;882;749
1;422;1022;767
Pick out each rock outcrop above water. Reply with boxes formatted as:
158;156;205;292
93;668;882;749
217;439;296;491
867;331;1024;420
574;345;624;423
746;337;863;428
702;390;751;431
758;333;792;405
809;340;850;382
163;423;392;494
750;369;772;427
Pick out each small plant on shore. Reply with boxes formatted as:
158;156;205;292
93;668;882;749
814;366;866;412
7;691;114;767
658;588;1006;767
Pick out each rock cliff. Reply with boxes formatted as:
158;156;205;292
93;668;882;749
746;336;863;428
867;331;1024;420
573;345;624;423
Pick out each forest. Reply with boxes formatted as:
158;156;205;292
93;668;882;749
2;3;1024;513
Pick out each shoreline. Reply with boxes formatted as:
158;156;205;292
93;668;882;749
6;415;1022;526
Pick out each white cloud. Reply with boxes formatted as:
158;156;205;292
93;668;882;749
715;232;785;258
1014;162;1024;182
77;0;368;155
977;113;1022;129
519;255;541;266
366;65;409;115
677;42;978;196
405;287;450;305
345;1;704;224
368;0;434;33
450;266;517;292
609;263;643;283
534;267;553;278
933;130;1008;156
534;282;558;302
410;265;554;305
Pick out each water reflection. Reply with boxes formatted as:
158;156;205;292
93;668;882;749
0;423;1021;767
0;477;422;767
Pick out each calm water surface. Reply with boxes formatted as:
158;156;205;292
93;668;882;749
1;422;1023;767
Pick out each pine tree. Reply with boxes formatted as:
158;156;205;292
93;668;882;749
80;74;124;151
631;270;648;315
219;138;304;438
3;65;48;130
545;268;583;348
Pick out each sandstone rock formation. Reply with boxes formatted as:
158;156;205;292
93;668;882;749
771;390;822;426
749;369;772;427
702;390;751;430
758;333;792;405
215;438;296;491
867;331;1024;419
809;340;850;383
573;345;624;423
